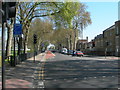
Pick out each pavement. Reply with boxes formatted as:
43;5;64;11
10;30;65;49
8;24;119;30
1;51;55;89
84;55;120;60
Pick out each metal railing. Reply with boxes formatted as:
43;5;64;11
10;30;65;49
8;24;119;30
5;51;41;67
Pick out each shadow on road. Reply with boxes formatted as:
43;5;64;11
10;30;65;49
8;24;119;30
43;59;118;88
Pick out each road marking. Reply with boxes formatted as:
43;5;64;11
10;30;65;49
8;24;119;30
54;79;57;81
74;78;77;80
102;76;106;78
38;81;44;86
38;81;44;88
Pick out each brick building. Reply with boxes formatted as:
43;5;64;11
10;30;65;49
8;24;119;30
76;37;88;52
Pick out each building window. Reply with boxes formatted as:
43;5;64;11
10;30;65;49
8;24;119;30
117;27;119;35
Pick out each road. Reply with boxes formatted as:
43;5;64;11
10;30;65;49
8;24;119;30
34;53;119;88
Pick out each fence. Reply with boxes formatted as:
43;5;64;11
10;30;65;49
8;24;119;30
5;51;41;67
84;50;116;56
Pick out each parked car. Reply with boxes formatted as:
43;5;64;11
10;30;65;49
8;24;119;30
76;51;84;56
51;49;57;53
67;50;74;55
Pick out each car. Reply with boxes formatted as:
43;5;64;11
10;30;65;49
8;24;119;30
51;49;57;53
76;51;84;56
67;50;74;55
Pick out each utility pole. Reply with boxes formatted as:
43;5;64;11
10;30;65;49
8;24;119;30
2;16;6;89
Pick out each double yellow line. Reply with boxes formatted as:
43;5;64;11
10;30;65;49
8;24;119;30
38;62;45;80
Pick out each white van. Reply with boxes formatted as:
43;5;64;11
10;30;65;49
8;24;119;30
61;48;68;54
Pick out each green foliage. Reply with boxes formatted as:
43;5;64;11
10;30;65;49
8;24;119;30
52;2;81;29
17;1;91;51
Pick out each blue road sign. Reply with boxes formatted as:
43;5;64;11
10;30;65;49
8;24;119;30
13;24;22;37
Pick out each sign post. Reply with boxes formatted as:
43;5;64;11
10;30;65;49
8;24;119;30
13;23;22;66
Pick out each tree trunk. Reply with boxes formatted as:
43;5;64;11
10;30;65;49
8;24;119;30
69;35;72;50
73;29;77;50
38;39;42;51
23;28;29;54
6;19;14;57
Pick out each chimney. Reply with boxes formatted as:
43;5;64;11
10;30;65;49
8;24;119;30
86;37;88;42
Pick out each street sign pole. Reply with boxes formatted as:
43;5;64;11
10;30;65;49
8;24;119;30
13;36;16;66
34;44;35;63
33;34;37;63
13;10;17;67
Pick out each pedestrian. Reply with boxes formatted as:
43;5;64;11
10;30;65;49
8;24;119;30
72;50;75;56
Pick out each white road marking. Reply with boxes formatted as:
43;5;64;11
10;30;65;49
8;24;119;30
102;76;106;78
38;81;44;86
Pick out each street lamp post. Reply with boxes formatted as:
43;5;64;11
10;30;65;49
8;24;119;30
105;41;109;59
2;18;6;89
105;48;107;59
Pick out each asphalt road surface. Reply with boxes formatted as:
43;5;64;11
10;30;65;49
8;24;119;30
34;53;119;88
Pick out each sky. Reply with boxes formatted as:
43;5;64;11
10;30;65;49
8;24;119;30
80;2;118;42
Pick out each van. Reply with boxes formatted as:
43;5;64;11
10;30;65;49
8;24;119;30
61;48;67;54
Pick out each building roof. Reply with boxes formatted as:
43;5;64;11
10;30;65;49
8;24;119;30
77;39;88;43
104;25;115;32
95;34;103;39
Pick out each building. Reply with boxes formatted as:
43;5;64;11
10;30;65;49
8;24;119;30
76;37;88;52
103;25;116;56
76;20;120;57
94;34;104;55
87;21;120;56
118;1;120;20
115;21;120;56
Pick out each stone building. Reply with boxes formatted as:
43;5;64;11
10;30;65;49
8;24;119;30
76;20;120;57
94;34;104;55
103;25;116;56
115;21;120;56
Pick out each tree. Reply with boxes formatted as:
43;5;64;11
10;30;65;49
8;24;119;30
51;2;92;50
5;18;14;57
72;3;92;50
28;18;53;51
17;2;66;54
